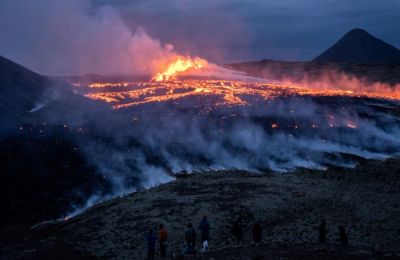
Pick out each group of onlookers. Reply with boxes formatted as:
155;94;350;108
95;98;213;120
231;216;263;245
147;216;349;259
319;219;349;246
147;216;211;259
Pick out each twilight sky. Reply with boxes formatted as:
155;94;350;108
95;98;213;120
0;0;399;75
94;0;400;62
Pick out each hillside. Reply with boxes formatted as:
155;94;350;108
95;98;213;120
0;55;111;226
0;55;97;133
2;158;400;259
0;55;51;131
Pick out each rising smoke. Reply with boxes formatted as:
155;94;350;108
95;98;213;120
71;92;400;207
0;0;178;76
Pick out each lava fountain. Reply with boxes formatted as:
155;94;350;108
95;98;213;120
152;56;209;81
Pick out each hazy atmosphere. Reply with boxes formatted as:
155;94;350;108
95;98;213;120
0;0;399;75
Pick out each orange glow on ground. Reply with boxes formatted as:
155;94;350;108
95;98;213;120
81;79;400;110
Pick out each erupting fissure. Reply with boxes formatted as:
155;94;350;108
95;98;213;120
74;55;400;110
80;79;400;110
152;56;208;81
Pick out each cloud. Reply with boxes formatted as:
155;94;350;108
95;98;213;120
100;0;400;62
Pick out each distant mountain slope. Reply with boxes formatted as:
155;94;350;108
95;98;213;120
0;55;107;133
0;56;49;130
313;28;400;63
0;55;77;132
0;56;110;225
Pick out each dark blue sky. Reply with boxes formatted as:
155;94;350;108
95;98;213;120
95;0;400;62
0;0;399;75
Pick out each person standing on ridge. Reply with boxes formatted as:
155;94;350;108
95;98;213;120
147;228;157;260
252;222;262;244
199;215;211;248
319;219;327;243
338;226;349;246
158;223;168;258
185;223;196;253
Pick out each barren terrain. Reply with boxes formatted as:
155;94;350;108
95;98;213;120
2;158;400;259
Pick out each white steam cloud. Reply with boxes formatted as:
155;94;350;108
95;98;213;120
73;96;400;196
0;0;176;76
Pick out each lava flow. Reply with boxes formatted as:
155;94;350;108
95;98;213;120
75;56;400;109
82;79;400;110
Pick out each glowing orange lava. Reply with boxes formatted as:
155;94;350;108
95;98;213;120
81;79;400;111
152;56;208;81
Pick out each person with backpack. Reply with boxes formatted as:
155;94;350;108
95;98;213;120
185;223;196;254
199;215;211;249
158;223;168;258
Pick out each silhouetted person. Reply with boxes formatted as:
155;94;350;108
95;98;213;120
231;216;243;244
252;222;262;244
185;223;196;253
199;215;211;244
338;226;349;246
147;228;157;260
319;219;327;243
158;223;168;258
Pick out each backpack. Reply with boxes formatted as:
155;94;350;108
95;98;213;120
201;240;209;251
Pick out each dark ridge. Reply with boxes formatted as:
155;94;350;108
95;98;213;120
0;55;111;225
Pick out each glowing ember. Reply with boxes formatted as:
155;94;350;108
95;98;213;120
347;123;358;129
152;56;208;81
88;82;130;88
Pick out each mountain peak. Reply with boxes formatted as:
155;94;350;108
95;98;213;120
347;28;368;34
313;28;400;64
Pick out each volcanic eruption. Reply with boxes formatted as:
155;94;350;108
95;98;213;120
1;0;400;225
2;1;400;259
152;56;209;81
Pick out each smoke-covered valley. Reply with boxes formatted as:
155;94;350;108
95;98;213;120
76;87;400;186
50;77;400;218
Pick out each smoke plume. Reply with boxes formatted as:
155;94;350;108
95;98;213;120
0;0;178;76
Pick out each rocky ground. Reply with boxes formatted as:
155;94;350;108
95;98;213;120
2;158;400;259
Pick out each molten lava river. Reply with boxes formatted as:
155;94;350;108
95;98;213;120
80;79;400;110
